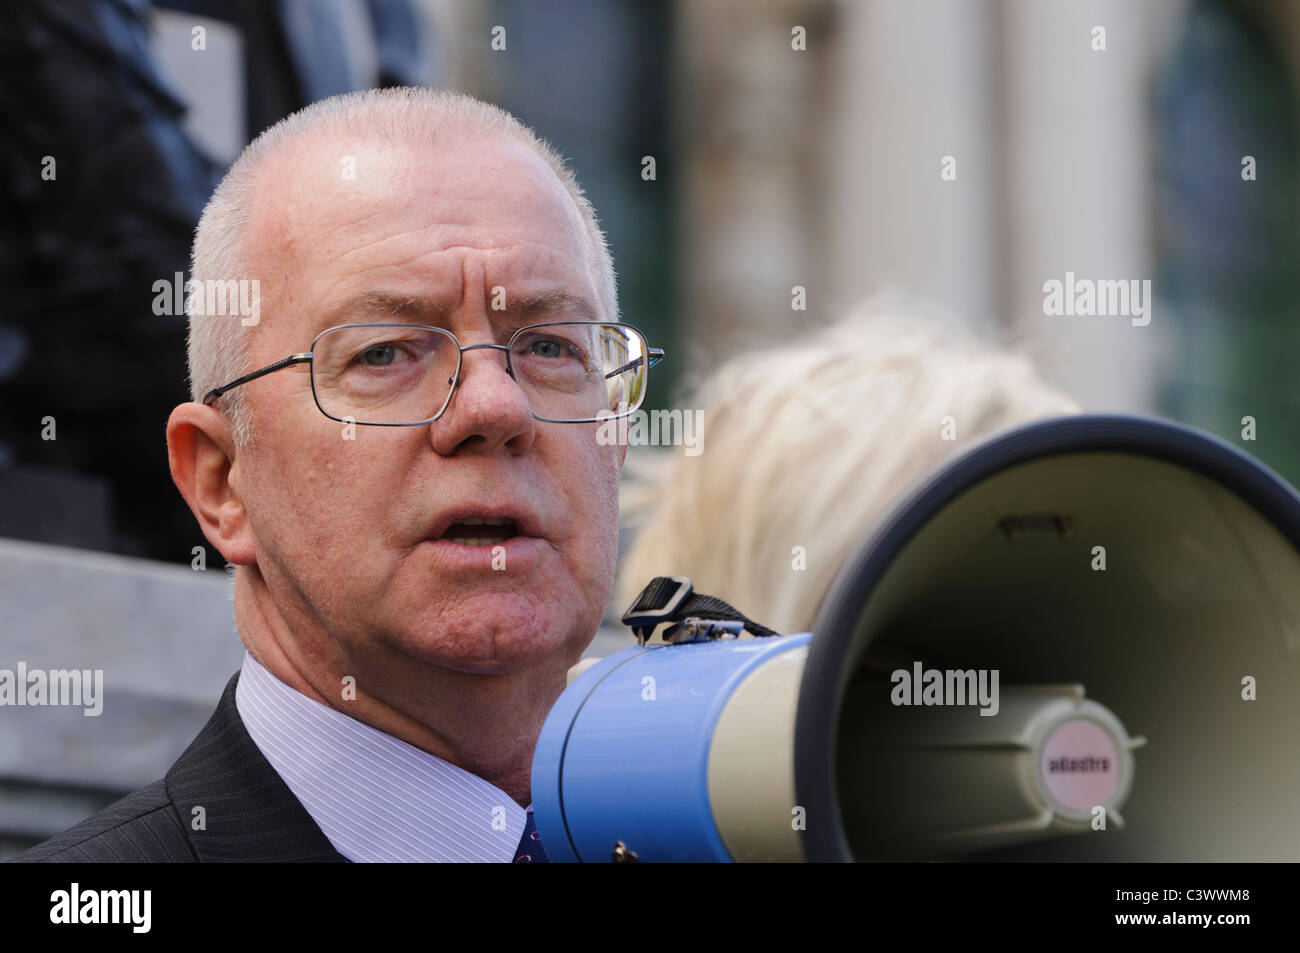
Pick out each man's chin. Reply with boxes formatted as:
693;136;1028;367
402;636;577;676
385;603;583;673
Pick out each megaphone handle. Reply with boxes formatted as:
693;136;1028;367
621;576;782;643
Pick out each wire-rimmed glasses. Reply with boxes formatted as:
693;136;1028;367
202;321;665;425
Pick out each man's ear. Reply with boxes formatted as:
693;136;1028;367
167;403;256;566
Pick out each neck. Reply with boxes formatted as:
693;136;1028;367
232;567;574;807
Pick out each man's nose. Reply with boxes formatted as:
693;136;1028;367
428;343;536;456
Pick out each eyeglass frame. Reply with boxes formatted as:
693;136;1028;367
200;320;666;426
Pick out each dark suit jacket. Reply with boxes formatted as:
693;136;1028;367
12;672;348;862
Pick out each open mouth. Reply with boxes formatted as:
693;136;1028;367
439;517;519;547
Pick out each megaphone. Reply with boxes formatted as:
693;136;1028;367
532;414;1300;861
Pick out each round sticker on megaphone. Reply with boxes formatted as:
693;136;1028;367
1039;717;1123;816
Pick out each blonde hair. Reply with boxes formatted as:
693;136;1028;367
188;87;618;445
615;297;1080;634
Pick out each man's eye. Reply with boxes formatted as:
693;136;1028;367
529;338;571;358
358;344;400;366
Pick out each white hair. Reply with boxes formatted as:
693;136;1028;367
188;87;619;445
615;296;1081;635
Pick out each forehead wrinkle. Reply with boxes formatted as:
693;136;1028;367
311;234;590;314
251;132;604;344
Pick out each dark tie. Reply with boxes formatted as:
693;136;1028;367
514;810;550;863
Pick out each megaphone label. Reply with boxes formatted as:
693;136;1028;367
1039;719;1121;813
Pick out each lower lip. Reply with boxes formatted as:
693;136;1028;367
418;534;547;570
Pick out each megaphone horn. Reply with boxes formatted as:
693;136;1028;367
534;415;1300;862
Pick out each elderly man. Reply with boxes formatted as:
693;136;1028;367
16;87;660;862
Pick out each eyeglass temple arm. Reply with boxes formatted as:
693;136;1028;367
605;348;665;380
202;353;312;404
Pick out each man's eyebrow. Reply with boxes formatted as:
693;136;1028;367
321;287;601;333
508;288;600;322
319;293;446;330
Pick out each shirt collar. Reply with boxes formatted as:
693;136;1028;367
235;650;529;862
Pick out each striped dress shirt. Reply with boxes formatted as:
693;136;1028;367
235;650;530;862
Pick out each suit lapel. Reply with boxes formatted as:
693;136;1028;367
165;671;349;862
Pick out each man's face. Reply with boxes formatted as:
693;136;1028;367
231;133;622;678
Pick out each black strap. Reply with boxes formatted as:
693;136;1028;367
620;576;781;644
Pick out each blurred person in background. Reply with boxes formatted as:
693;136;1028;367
616;296;1080;636
0;0;430;561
